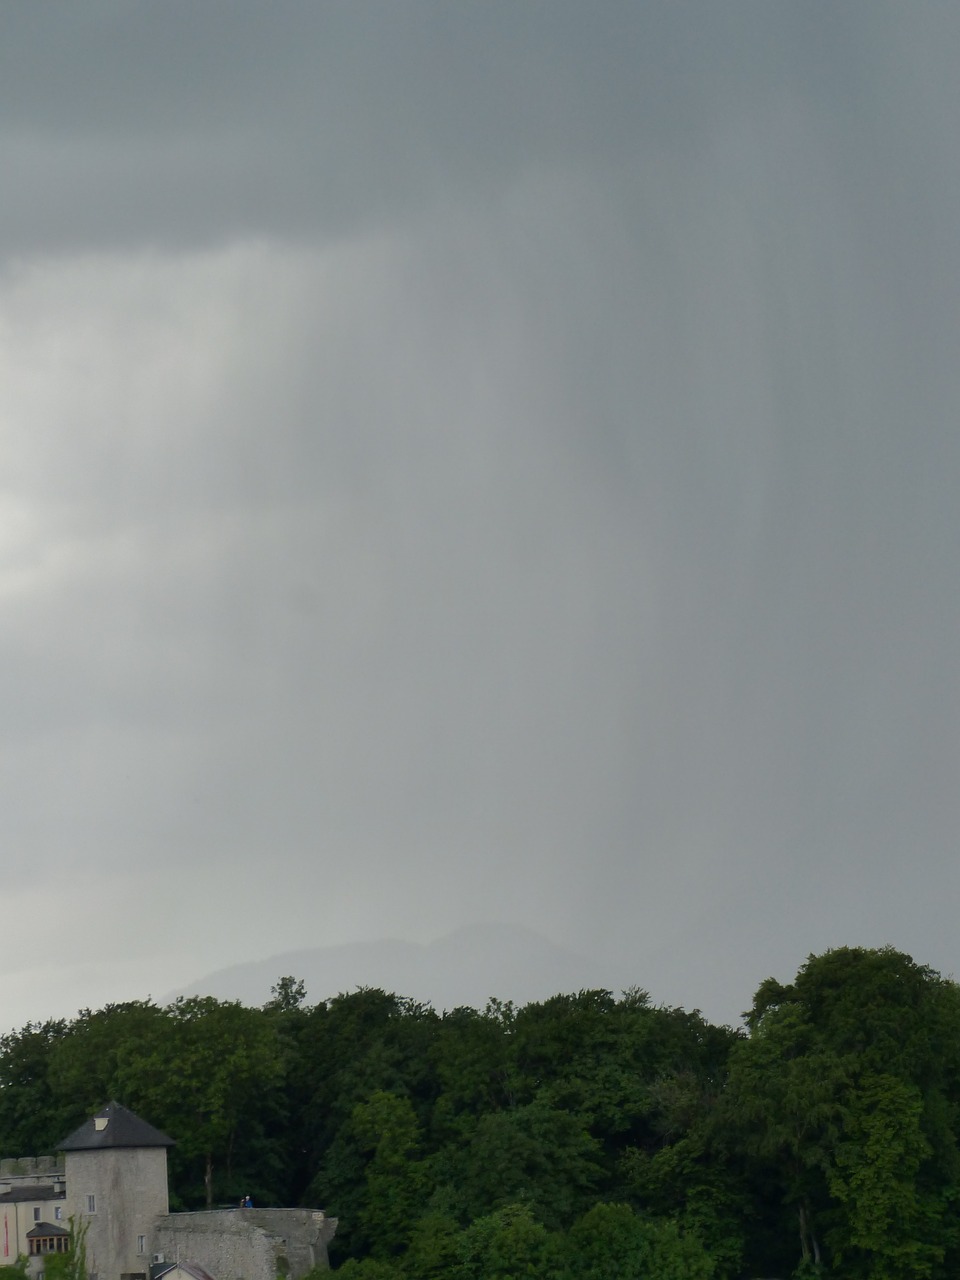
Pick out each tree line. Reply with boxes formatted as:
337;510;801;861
0;947;958;1279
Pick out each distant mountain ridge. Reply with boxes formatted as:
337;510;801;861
168;923;626;1011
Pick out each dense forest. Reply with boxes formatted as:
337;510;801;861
1;946;958;1279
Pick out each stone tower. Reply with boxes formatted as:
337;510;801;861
60;1102;174;1280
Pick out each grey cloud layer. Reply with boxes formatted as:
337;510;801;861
1;3;958;1026
0;3;916;254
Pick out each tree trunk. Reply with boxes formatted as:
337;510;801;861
797;1201;820;1268
205;1152;214;1209
798;1203;810;1263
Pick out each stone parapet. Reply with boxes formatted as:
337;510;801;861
0;1157;64;1178
152;1208;336;1280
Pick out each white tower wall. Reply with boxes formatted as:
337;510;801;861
64;1146;169;1280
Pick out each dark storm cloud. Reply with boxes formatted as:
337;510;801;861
0;1;877;256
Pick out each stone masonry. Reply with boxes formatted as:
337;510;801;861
152;1210;336;1280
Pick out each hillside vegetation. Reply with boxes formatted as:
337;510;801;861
1;947;958;1279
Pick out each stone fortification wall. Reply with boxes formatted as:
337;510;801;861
0;1157;63;1178
152;1209;336;1280
240;1210;336;1277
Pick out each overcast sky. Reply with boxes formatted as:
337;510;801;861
1;2;958;1031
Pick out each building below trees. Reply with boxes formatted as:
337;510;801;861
0;1103;335;1280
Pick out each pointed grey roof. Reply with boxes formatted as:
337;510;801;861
59;1101;174;1151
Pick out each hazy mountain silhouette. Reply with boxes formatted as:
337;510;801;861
168;923;626;1011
